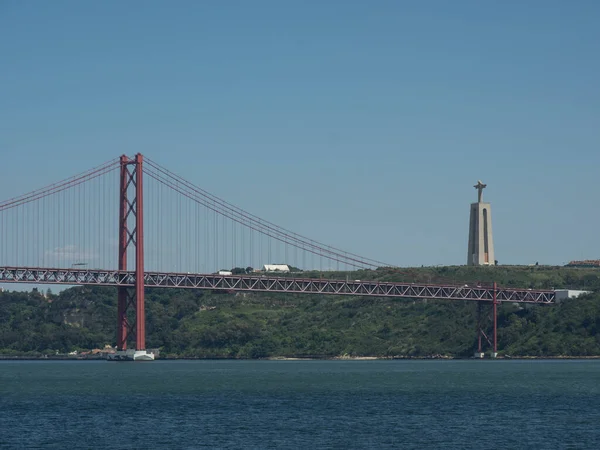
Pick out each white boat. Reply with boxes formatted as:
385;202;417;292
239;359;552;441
107;349;155;361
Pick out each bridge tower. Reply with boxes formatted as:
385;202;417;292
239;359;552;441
111;153;154;361
467;180;495;266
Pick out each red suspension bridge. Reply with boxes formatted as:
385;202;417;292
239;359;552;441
0;154;555;359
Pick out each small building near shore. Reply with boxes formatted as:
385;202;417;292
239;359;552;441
554;289;591;302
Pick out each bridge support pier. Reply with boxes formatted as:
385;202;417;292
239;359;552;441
474;282;498;359
492;282;498;358
110;153;154;361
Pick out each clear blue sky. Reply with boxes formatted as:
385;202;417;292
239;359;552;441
1;0;599;268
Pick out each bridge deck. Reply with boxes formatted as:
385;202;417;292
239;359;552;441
0;266;556;304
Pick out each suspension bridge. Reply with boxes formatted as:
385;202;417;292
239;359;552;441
0;154;555;360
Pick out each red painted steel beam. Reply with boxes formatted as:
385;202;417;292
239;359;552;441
493;281;498;354
134;153;145;351
117;155;129;350
477;301;482;353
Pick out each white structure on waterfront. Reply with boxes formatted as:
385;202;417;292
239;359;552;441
467;181;495;266
107;349;155;361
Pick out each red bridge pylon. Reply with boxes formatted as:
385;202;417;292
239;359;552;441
112;153;152;361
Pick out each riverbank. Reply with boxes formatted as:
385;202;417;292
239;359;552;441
3;354;600;361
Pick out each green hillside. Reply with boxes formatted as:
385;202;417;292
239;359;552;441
1;266;599;358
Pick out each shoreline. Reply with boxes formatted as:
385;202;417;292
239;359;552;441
2;355;600;361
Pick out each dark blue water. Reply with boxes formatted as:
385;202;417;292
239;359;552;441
1;360;599;449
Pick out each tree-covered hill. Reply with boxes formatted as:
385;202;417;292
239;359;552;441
1;266;599;358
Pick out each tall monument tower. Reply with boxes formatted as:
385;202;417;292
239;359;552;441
467;181;495;265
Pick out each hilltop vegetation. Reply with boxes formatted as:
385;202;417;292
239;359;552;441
1;266;599;358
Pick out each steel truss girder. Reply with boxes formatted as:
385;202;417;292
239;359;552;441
0;267;557;304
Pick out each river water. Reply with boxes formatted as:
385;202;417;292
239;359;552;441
1;360;599;449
